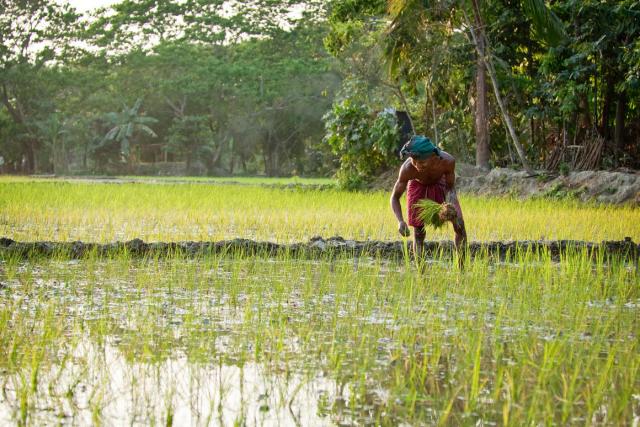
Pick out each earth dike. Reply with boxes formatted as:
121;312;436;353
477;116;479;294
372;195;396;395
1;236;638;262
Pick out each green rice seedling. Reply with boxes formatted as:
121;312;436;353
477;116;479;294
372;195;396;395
414;199;456;229
1;177;639;242
1;178;639;425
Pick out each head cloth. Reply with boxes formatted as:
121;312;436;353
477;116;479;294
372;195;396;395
399;135;439;160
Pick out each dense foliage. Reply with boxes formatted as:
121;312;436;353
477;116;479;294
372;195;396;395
323;95;399;189
0;0;639;181
0;0;337;176
325;0;640;174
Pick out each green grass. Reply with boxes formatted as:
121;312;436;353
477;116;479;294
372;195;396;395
119;175;336;186
0;251;637;425
1;178;638;243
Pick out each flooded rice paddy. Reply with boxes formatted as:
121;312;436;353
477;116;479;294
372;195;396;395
0;253;638;425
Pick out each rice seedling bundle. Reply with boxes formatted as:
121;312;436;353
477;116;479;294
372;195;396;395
415;199;457;228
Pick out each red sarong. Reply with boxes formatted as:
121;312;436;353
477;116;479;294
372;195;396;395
407;177;463;227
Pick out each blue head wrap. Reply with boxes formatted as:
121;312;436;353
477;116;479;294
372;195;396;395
399;135;440;160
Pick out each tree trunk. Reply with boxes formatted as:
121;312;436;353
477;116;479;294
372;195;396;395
530;118;535;151
83;138;90;171
614;91;626;167
472;0;490;170
2;85;37;173
21;139;37;173
465;6;534;174
573;94;592;150
53;139;59;175
263;132;272;177
211;140;224;166
484;51;533;173
60;137;68;174
273;148;279;176
600;71;615;140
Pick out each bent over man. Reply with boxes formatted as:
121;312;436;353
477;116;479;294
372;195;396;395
390;135;467;264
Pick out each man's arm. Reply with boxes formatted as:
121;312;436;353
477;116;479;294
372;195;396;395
390;173;410;237
442;162;467;250
443;167;458;205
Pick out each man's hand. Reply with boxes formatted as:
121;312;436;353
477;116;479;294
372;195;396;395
398;220;411;237
438;203;457;223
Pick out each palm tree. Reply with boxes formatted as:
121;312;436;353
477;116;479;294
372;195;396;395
103;98;158;168
384;0;566;174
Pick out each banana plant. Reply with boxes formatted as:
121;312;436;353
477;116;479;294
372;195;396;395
103;98;158;165
34;113;69;175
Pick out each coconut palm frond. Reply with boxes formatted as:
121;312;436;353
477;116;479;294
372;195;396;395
522;0;567;47
384;0;427;78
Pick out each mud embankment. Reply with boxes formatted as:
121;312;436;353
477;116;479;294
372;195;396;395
1;236;638;262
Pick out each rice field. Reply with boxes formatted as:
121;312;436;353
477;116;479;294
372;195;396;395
0;177;639;426
1;178;638;242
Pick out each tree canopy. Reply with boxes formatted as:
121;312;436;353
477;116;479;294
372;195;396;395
0;0;638;184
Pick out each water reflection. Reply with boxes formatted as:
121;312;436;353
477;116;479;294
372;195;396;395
0;336;346;426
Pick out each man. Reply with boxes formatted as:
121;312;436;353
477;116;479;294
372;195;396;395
390;135;467;264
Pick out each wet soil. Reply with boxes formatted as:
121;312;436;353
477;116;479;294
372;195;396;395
1;236;638;261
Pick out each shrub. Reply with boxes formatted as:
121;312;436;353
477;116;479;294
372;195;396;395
323;99;398;190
